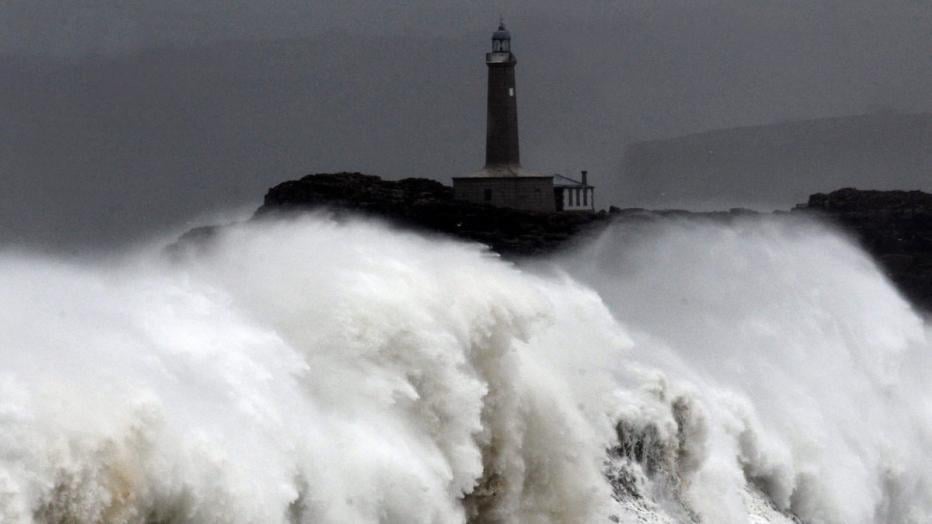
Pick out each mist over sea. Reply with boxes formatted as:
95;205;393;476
0;214;929;523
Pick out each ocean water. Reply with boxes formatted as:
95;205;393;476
0;214;929;523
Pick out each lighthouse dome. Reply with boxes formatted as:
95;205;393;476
492;23;511;41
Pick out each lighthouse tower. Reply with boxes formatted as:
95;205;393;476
485;21;520;168
453;21;593;213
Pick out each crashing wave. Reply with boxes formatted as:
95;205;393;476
0;214;929;523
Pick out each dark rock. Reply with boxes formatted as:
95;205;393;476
795;188;932;311
257;172;609;257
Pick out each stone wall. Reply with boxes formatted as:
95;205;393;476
453;176;555;212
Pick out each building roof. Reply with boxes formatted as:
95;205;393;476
553;174;590;187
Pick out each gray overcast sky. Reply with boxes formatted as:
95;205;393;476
1;1;930;249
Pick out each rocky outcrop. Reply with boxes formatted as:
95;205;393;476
794;188;932;311
255;172;762;257
256;172;610;256
227;175;932;312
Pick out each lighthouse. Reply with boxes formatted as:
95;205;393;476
453;22;594;212
485;21;520;168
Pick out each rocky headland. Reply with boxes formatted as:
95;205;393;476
181;173;932;312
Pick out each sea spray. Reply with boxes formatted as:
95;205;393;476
557;216;932;523
0;214;929;523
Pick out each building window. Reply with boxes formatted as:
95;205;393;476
484;188;492;202
583;188;587;206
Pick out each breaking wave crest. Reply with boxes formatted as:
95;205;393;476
0;214;929;523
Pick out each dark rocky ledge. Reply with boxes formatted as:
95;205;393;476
256;172;610;257
793;188;932;311
253;172;761;257
184;173;932;312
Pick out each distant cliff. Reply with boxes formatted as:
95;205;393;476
623;113;932;209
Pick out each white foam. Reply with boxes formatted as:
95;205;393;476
0;214;928;523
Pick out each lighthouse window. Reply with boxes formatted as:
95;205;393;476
509;88;514;97
484;188;492;202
